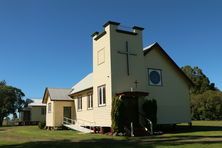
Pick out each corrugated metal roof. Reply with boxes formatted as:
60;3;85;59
28;99;46;106
28;102;46;107
47;88;73;101
70;73;93;95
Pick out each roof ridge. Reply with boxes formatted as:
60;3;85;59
47;87;71;90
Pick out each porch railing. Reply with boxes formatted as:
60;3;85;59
139;113;153;135
63;117;96;129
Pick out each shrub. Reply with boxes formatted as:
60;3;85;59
111;96;124;133
38;122;46;129
142;99;157;128
191;90;222;120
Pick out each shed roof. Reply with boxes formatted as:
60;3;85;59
42;88;73;103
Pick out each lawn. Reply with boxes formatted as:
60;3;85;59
0;121;222;148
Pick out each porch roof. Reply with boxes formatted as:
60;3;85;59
116;91;149;97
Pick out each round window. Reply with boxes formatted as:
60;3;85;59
150;71;161;84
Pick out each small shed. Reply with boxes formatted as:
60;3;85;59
42;88;74;128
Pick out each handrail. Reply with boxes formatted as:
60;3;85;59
63;117;76;125
139;112;153;135
63;117;96;128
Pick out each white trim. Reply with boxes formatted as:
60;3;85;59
48;103;51;113
77;96;82;111
87;93;93;110
148;68;163;86
98;85;106;106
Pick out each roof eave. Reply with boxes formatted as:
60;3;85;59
69;87;93;98
143;43;194;87
42;87;49;103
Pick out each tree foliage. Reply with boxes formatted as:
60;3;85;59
191;90;222;120
142;99;157;128
181;66;221;120
24;98;34;108
111;96;124;133
181;65;217;94
0;81;25;126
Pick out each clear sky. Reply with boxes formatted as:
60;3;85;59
0;0;221;99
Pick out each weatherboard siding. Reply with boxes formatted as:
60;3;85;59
92;24;113;127
46;96;54;127
53;101;74;127
74;91;94;125
144;47;191;124
30;106;45;122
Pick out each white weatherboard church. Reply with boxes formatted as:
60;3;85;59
42;21;192;132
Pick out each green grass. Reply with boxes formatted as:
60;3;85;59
0;121;222;148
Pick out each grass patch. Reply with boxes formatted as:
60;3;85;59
0;121;222;147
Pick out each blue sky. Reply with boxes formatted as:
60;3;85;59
0;0;221;99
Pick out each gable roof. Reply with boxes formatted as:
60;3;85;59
42;88;73;103
143;42;193;86
69;73;93;96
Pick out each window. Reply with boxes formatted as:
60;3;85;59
97;48;105;65
148;68;162;86
77;96;82;111
48;103;51;113
87;93;93;109
41;107;46;115
98;85;106;106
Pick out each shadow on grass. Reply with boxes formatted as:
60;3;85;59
136;135;222;144
1;135;222;148
160;125;222;134
1;125;222;147
0;139;154;148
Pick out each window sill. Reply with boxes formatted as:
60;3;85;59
98;104;106;107
87;108;93;110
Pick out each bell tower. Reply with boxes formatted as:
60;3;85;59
92;21;147;97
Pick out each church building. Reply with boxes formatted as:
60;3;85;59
43;21;192;131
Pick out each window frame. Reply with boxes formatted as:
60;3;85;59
48;103;51;113
87;93;93;110
148;68;163;86
98;85;106;107
77;96;82;111
97;48;105;65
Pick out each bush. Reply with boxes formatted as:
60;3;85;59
191;90;222;120
142;99;157;128
38;122;46;129
111;96;124;133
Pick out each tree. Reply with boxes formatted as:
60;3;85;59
24;98;34;108
0;81;25;126
181;66;221;120
142;99;157;128
111;96;124;133
181;65;217;94
191;90;222;120
0;80;6;86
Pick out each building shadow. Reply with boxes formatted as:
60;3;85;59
0;139;154;148
161;124;222;134
1;135;222;148
1;124;222;148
